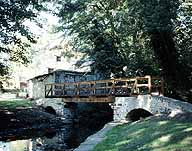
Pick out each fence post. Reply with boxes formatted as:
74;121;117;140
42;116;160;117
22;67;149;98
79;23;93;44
77;83;80;96
51;84;53;96
148;75;152;94
45;85;47;97
161;77;164;95
62;84;65;96
134;78;138;94
93;82;96;95
112;79;115;95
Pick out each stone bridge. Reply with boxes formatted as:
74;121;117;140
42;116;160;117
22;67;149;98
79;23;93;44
112;95;192;121
42;76;192;122
36;95;192;123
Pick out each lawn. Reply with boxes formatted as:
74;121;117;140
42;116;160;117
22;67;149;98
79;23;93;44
0;99;33;109
93;116;192;151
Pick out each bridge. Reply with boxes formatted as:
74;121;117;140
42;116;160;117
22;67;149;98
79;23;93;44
45;76;164;102
43;75;192;122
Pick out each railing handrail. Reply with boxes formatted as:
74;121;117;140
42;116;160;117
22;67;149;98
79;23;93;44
45;76;164;99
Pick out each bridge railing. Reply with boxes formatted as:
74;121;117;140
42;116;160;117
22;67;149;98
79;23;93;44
45;76;164;98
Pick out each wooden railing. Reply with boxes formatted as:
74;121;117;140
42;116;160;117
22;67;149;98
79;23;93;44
45;76;164;101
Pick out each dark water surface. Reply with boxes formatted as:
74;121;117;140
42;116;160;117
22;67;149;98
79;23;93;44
0;123;102;151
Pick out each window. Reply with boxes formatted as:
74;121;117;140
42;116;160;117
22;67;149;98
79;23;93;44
56;56;61;62
48;68;54;73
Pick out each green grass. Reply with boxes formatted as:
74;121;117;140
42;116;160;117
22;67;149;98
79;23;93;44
93;118;192;151
0;99;32;109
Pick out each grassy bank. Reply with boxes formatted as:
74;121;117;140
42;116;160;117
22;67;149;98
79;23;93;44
94;116;192;151
0;99;32;109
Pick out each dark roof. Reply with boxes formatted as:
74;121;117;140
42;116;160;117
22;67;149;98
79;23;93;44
28;69;91;81
28;73;53;81
54;69;88;75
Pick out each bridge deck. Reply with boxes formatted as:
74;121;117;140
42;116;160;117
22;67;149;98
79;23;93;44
45;76;164;102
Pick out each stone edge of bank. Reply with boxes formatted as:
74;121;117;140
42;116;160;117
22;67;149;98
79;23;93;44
74;122;121;151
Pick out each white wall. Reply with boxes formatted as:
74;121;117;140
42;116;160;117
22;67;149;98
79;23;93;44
28;74;54;99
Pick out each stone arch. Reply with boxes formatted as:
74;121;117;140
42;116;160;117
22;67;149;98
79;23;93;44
126;108;153;121
45;106;57;115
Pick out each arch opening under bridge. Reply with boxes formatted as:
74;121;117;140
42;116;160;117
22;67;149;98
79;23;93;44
126;108;153;122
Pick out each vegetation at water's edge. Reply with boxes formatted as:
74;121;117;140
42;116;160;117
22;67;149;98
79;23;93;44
0;99;32;109
93;117;192;151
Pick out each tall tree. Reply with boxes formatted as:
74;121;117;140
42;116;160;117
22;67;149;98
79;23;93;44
0;0;45;76
55;0;191;101
128;0;192;100
55;0;160;78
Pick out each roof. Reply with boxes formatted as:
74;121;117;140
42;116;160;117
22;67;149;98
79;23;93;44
28;73;53;81
54;69;87;74
28;69;91;81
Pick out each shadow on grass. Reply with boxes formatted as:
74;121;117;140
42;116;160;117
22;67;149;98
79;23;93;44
0;99;32;110
94;118;192;151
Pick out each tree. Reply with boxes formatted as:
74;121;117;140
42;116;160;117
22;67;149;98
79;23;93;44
55;0;191;101
55;0;160;78
128;0;192;100
0;0;45;76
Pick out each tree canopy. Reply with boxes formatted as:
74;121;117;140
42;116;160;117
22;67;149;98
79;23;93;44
54;0;160;78
1;0;191;101
0;0;45;76
54;0;192;101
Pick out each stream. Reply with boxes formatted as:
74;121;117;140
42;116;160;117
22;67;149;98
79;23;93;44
0;102;113;151
0;123;103;151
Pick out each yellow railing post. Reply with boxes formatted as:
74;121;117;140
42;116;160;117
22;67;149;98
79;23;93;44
134;78;138;94
148;75;152;94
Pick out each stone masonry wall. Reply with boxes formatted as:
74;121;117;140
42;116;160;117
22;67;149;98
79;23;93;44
35;98;75;120
112;95;192;121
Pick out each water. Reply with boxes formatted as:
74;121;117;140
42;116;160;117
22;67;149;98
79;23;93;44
0;124;101;151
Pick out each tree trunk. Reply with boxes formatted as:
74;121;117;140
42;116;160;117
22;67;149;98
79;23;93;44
151;31;177;78
150;30;178;93
151;30;192;101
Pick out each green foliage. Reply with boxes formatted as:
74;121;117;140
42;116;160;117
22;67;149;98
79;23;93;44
127;0;192;100
54;0;191;100
55;0;160;78
0;0;45;76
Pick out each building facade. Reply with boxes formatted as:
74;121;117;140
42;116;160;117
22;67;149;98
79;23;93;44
28;70;101;99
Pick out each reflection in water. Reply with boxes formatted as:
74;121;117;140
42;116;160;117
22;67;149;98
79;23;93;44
0;140;32;151
0;124;101;151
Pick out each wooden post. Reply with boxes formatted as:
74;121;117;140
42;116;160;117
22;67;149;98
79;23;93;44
45;85;47;97
51;84;53;96
161;77;164;95
93;82;96;95
77;83;80;96
148;75;152;94
112;79;115;95
134;78;138;94
63;84;65;96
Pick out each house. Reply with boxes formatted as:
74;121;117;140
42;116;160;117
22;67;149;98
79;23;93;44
28;69;102;99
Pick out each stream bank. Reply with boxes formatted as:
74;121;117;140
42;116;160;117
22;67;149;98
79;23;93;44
0;102;113;150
